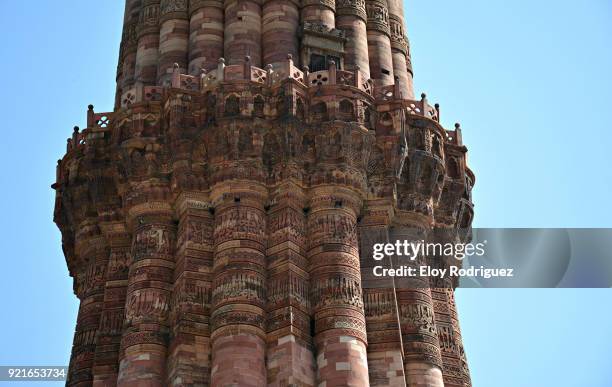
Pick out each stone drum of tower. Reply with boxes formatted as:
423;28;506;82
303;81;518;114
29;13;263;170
53;1;475;386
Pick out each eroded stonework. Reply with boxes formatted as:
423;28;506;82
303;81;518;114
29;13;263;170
54;1;474;386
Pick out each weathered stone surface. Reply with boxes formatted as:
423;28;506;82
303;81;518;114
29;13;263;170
54;2;475;386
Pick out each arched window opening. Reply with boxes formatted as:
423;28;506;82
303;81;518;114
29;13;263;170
224;95;240;117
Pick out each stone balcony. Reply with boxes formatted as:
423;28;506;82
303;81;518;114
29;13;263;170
65;55;464;155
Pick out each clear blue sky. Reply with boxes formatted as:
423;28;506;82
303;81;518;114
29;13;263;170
0;1;610;386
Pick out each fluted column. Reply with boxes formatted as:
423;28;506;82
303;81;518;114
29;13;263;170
366;0;394;86
117;203;175;386
92;224;131;386
224;0;263;66
266;182;316;386
429;230;471;387
166;193;214;386
336;0;370;79
390;223;444;387
158;0;190;85
359;204;406;387
388;0;413;99
210;184;268;386
189;0;225;73
446;290;471;387
308;187;369;387
301;0;335;29
431;286;471;387
135;0;161;87
262;0;299;67
116;0;142;105
67;221;108;387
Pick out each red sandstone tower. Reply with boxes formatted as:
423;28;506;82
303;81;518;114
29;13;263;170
53;1;475;386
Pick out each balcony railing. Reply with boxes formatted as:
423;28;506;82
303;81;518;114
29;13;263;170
66;57;465;155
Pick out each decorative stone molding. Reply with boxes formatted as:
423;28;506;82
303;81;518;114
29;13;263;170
390;14;409;55
189;0;223;13
137;0;160;37
336;0;367;21
366;0;390;35
160;0;189;21
302;0;335;11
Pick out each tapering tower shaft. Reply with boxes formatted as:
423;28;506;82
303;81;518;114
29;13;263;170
189;0;225;73
135;0;161;86
224;0;263;66
366;0;395;86
301;0;335;29
387;0;414;98
157;0;190;84
262;0;300;67
114;0;419;99
336;0;371;79
57;2;476;387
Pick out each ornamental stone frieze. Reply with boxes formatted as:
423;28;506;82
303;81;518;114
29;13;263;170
160;0;189;17
366;0;391;35
336;0;367;20
390;14;409;55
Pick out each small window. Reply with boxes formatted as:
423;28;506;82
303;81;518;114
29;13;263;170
309;54;326;72
253;95;265;118
448;158;461;179
296;98;305;120
381;68;391;76
309;54;342;71
327;55;341;69
225;95;240;117
339;100;355;121
339;100;353;114
312;102;328;121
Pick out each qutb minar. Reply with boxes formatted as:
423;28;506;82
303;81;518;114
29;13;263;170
53;0;475;386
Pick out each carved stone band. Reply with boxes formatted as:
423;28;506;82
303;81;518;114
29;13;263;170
160;0;189;21
336;0;367;21
190;0;224;13
302;0;336;12
366;1;390;35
